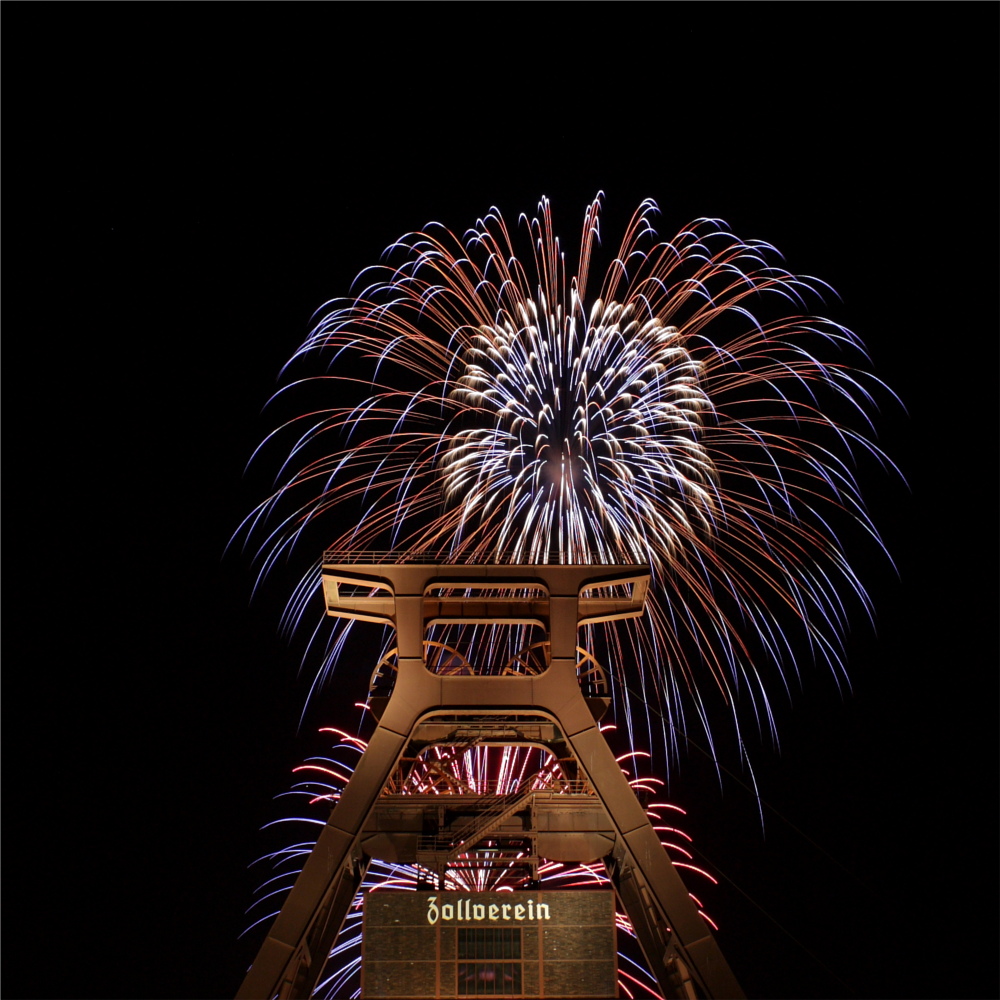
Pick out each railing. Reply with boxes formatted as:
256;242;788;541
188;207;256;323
323;547;643;565
413;780;597;855
368;644;610;695
401;778;592;799
385;777;594;799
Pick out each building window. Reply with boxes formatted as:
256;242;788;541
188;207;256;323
457;928;522;995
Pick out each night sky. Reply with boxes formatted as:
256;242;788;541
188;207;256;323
10;7;997;1000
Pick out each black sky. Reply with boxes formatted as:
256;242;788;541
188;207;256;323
10;7;997;1000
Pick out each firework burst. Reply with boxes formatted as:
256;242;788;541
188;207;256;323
237;194;896;765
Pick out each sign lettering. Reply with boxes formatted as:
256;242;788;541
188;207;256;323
425;895;552;925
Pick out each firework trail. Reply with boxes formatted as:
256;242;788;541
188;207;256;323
248;726;708;999
236;193;896;767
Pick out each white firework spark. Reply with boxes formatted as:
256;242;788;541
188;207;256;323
236;193;897;766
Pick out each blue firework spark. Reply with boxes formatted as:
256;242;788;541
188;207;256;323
236;194;897;765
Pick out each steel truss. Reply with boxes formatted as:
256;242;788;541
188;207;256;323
237;560;743;999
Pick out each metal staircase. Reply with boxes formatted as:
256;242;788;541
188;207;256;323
443;784;535;860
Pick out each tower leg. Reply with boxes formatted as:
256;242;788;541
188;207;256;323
547;671;743;999
237;723;415;999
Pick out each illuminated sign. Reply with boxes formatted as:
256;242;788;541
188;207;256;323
362;890;617;998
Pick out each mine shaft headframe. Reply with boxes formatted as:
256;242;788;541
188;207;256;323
319;554;652;635
239;553;744;1000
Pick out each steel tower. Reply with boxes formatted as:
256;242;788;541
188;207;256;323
237;554;743;999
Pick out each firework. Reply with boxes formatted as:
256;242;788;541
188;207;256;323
236;193;896;766
248;726;707;999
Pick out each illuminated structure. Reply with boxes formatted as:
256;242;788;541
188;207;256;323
237;554;743;999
